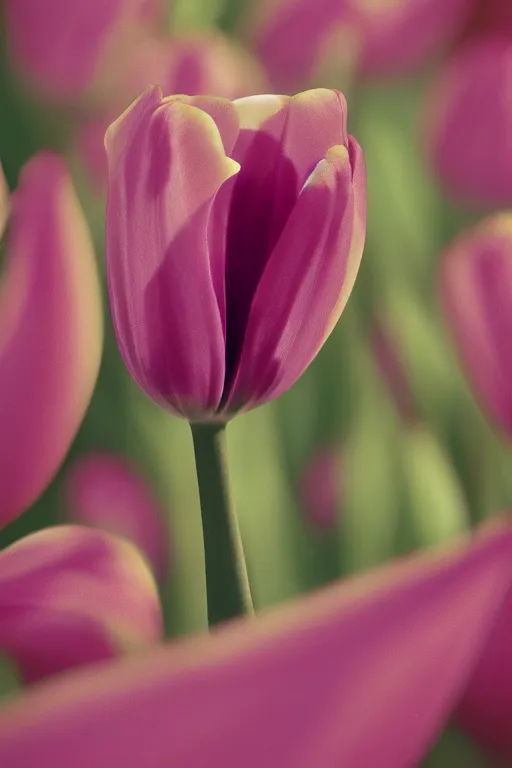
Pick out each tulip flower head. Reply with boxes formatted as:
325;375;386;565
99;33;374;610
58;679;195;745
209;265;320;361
106;87;366;422
440;212;512;438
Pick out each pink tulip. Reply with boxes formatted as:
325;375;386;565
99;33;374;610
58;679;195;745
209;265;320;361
0;520;511;766
425;37;512;207
253;0;472;91
64;453;169;581
0;156;162;684
4;0;162;101
456;590;512;760
0;526;162;685
299;447;341;529
106;86;366;421
77;33;267;191
0;153;102;527
439;212;512;438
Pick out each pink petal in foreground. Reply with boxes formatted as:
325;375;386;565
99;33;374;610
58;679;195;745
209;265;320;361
456;590;512;760
0;521;511;766
64;453;169;582
0;526;162;684
0;152;103;528
439;213;512;438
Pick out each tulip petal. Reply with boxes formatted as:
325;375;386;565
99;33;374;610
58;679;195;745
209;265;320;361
225;138;365;411
0;153;102;528
64;453;169;582
439;214;512;436
224;89;349;391
5;0;159;99
456;591;512;759
0;526;162;684
0;522;511;766
106;92;239;418
0;162;9;238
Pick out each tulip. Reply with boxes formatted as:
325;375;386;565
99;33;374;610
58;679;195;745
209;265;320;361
106;86;365;421
0;526;163;685
0;155;162;684
0;521;511;766
4;0;162;101
0;153;102;527
77;33;266;191
456;589;512;760
299;447;341;530
64;453;169;581
252;0;472;91
425;38;512;207
439;212;512;438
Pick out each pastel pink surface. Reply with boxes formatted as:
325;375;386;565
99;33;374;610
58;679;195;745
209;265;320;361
0;153;102;528
64;453;168;581
426;38;512;207
456;590;512;759
439;214;512;438
0;522;512;766
0;526;162;684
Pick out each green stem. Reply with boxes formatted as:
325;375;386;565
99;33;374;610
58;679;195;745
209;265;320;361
190;422;253;627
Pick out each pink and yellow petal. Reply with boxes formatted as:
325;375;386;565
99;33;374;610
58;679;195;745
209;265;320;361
0;522;511;765
0;526;162;684
0;152;102;528
226;140;364;411
106;92;239;418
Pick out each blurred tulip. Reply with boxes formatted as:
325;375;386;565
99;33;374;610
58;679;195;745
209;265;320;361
64;453;169;582
106;86;366;421
0;153;102;527
371;318;417;424
77;33;266;191
425;38;512;207
439;212;512;438
253;0;472;91
299;447;341;529
0;521;512;765
4;0;162;102
456;589;512;760
0;526;162;685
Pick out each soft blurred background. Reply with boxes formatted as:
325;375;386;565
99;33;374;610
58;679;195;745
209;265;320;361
1;0;511;764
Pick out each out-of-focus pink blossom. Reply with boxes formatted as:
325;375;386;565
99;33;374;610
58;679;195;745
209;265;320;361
106;87;366;421
77;33;267;191
371;318;418;424
0;154;102;527
0;520;512;765
4;0;163;101
439;212;512;438
299;447;341;529
252;0;473;91
0;526;162;685
425;37;512;208
64;453;169;582
456;590;512;760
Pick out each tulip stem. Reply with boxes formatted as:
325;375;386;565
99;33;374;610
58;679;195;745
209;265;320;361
191;422;253;627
